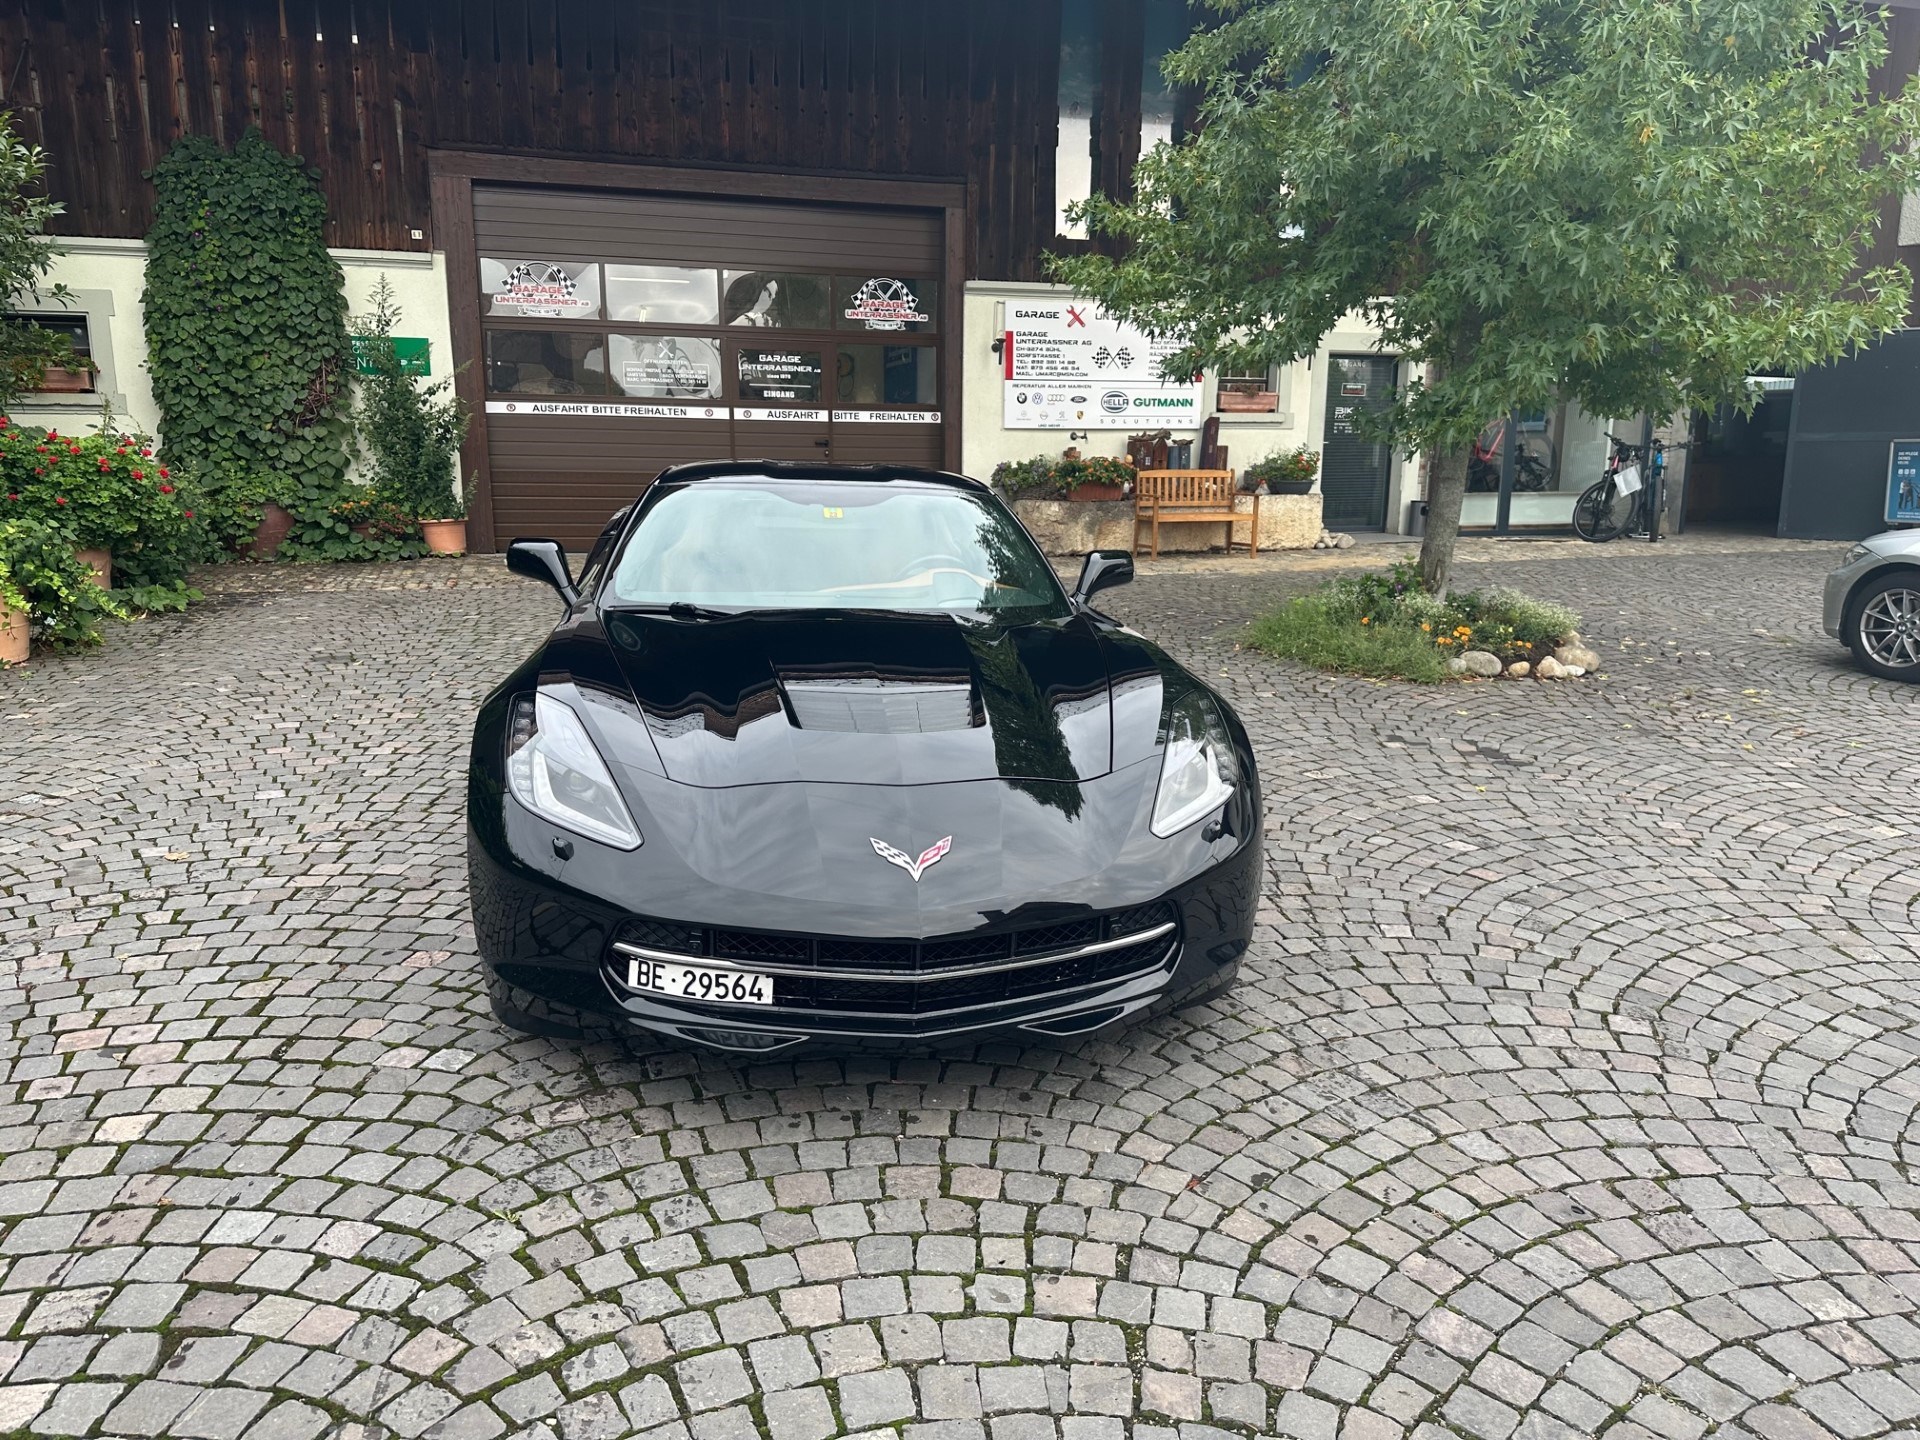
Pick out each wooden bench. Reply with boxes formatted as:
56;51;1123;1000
1133;470;1259;558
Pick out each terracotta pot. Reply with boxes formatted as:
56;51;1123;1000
0;603;28;665
248;502;294;560
1065;483;1126;502
420;518;468;555
74;548;112;588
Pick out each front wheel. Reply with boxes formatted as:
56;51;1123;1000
1572;478;1630;541
1848;572;1920;682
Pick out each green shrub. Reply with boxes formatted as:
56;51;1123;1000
1249;561;1582;680
0;515;126;650
353;276;469;522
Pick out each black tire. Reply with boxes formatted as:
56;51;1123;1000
1572;478;1630;541
1847;571;1920;682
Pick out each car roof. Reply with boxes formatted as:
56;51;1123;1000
652;460;991;494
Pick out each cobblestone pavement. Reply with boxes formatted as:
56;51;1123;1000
3;536;1919;1440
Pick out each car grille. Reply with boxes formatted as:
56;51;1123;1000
605;902;1179;1018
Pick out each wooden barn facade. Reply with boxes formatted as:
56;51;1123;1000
1;0;1189;550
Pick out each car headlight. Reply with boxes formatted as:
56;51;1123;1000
505;692;643;850
1842;543;1873;566
1152;689;1237;838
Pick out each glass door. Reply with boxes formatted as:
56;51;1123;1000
730;342;831;462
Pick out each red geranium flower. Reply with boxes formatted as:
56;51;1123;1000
183;510;194;519
158;467;170;479
98;459;110;471
160;484;174;494
52;491;64;500
132;469;144;480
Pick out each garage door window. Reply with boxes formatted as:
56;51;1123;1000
723;271;833;329
837;346;938;407
609;335;722;399
486;330;607;394
482;258;601;318
836;277;937;333
606;265;719;325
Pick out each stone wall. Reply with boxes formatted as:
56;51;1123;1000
1013;492;1325;556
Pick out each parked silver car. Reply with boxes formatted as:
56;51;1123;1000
1824;529;1920;681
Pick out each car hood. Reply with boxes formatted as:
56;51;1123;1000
1864;529;1920;558
581;610;1117;788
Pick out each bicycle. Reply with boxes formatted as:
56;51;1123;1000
1573;435;1676;542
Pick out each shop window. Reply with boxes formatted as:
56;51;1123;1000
836;346;938;408
10;313;93;392
1216;364;1277;414
834;277;937;334
480;258;600;319
1465;405;1613;495
608;335;721;400
485;330;606;395
723;272;832;329
605;266;719;325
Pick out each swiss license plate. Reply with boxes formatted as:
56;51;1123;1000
627;958;774;1006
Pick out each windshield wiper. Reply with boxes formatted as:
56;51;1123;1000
605;602;737;620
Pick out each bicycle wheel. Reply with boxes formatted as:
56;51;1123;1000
1572;478;1632;541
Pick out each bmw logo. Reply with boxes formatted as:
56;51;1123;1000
1016;391;1029;404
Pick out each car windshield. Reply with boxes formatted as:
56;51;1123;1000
606;479;1069;617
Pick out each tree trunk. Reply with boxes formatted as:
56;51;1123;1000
1419;445;1471;596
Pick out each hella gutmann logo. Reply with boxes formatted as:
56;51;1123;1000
1099;391;1129;414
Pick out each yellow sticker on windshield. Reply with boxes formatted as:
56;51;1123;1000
822;506;844;519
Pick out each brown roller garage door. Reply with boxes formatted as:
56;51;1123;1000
469;184;950;551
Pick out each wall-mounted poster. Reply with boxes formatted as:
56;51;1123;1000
1001;297;1199;429
1889;440;1920;525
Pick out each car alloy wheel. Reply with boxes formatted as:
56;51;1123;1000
1851;575;1920;681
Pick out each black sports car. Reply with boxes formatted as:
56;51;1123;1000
468;461;1262;1053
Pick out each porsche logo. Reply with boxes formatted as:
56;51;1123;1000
870;836;953;882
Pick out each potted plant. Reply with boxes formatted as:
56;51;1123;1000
0;515;127;662
1059;455;1137;502
354;276;471;554
1246;446;1320;495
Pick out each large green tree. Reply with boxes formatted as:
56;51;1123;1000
1054;0;1919;591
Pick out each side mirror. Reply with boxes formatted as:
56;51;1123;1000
1073;550;1134;605
506;539;580;607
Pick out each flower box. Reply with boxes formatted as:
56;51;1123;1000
1065;482;1127;502
1218;389;1278;413
34;368;94;395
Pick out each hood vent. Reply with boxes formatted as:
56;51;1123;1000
781;678;980;734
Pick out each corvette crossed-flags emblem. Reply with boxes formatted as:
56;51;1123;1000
869;836;953;882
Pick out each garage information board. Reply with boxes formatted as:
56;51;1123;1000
1890;440;1920;524
1002;298;1200;430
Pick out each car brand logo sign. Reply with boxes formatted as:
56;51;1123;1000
870;836;953;882
1100;390;1129;413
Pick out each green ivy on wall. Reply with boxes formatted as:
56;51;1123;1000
142;128;357;554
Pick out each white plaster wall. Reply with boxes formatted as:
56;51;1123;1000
963;280;1420;530
7;239;455;458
